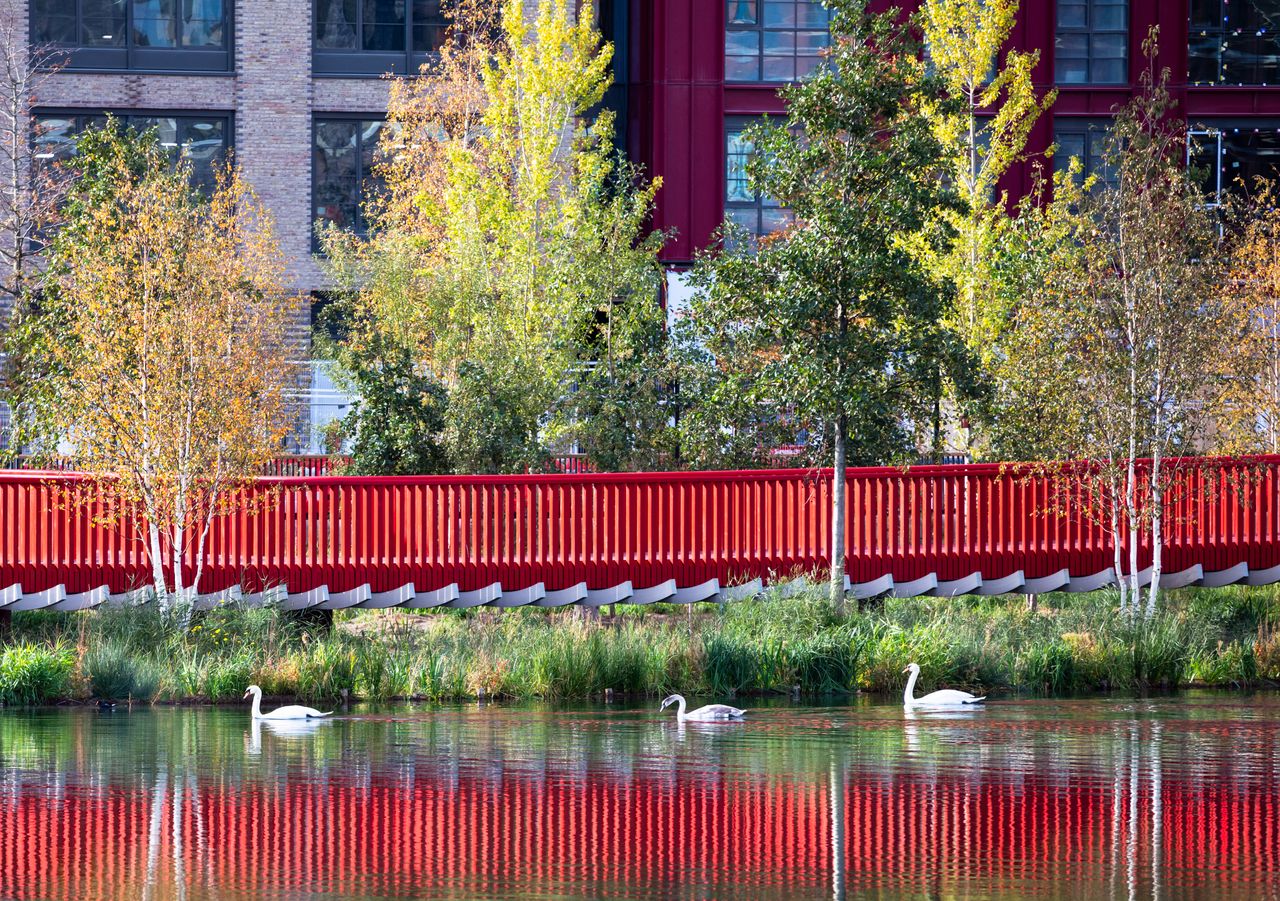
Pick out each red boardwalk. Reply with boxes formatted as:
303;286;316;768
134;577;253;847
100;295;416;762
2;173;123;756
2;459;1279;607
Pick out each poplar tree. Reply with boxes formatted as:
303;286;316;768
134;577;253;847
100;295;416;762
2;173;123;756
918;0;1053;346
915;0;1054;456
324;0;667;474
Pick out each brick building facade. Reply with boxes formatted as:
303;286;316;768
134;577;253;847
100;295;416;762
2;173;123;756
4;1;1280;450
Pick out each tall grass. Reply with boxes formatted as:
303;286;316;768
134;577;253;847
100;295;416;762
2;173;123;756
83;642;159;701
0;643;76;705
2;583;1280;705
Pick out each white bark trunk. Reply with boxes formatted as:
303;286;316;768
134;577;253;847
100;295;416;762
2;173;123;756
147;520;168;609
829;414;847;616
1147;453;1163;618
1126;455;1141;615
1110;473;1127;613
171;521;186;605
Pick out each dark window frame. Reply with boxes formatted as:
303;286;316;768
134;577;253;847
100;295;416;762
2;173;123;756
1189;120;1280;207
724;0;832;84
1054;0;1129;85
29;0;233;73
312;114;389;251
1189;0;1280;85
313;1;447;77
32;107;234;192
724;116;791;243
1054;117;1117;190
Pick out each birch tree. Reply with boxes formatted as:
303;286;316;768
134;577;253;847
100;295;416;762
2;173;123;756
686;2;954;612
1000;32;1232;616
6;121;297;609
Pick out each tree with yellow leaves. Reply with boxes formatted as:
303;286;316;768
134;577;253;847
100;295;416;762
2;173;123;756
6;120;297;609
918;0;1054;345
1221;179;1280;455
323;0;668;474
914;0;1055;458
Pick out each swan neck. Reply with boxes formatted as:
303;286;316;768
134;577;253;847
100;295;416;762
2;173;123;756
904;669;918;706
676;695;687;720
250;690;262;719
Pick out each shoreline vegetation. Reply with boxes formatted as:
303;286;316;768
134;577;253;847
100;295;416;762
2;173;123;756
3;586;1280;707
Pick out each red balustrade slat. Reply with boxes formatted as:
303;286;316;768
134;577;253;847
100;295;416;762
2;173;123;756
1;460;1278;598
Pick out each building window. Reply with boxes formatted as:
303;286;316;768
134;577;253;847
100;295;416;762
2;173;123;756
1055;0;1128;84
1190;123;1280;206
1189;1;1280;85
32;111;231;191
313;118;388;243
725;120;791;242
725;0;831;83
1054;118;1116;189
314;0;447;76
30;0;231;72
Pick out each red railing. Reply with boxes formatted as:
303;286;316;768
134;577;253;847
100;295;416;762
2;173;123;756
1;458;1279;597
5;454;346;477
257;455;343;477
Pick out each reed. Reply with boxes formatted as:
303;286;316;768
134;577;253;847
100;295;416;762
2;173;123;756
2;583;1279;705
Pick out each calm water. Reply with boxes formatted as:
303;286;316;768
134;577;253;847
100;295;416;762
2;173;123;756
2;695;1279;900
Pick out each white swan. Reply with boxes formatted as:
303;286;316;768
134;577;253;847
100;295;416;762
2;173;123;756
902;663;985;708
243;684;333;720
660;694;746;722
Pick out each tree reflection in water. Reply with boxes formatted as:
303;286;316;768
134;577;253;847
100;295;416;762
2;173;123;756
1;697;1277;900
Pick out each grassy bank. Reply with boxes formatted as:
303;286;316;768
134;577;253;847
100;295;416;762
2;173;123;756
3;585;1280;706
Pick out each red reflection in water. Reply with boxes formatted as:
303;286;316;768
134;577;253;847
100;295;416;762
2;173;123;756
3;760;1279;899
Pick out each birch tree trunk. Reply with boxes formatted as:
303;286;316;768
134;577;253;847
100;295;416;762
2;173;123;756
1146;450;1163;617
1127;467;1141;615
171;522;186;605
147;520;168;609
1110;470;1127;613
830;412;848;616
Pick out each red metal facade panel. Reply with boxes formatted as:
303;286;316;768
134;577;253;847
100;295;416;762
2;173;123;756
1;460;1278;597
639;1;1280;263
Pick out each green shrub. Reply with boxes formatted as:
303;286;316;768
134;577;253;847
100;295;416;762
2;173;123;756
357;644;414;700
1121;614;1191;690
1188;640;1258;687
298;641;359;701
252;656;303;698
202;654;256;701
0;643;76;706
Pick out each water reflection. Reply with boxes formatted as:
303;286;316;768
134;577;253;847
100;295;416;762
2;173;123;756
2;696;1279;899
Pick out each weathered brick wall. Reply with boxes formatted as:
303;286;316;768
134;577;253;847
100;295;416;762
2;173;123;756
0;0;589;297
3;1;402;448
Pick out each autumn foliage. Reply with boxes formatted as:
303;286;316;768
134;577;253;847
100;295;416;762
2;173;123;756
6;121;297;605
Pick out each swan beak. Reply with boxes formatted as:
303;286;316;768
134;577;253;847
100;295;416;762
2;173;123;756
902;666;910;674
243;689;250;699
